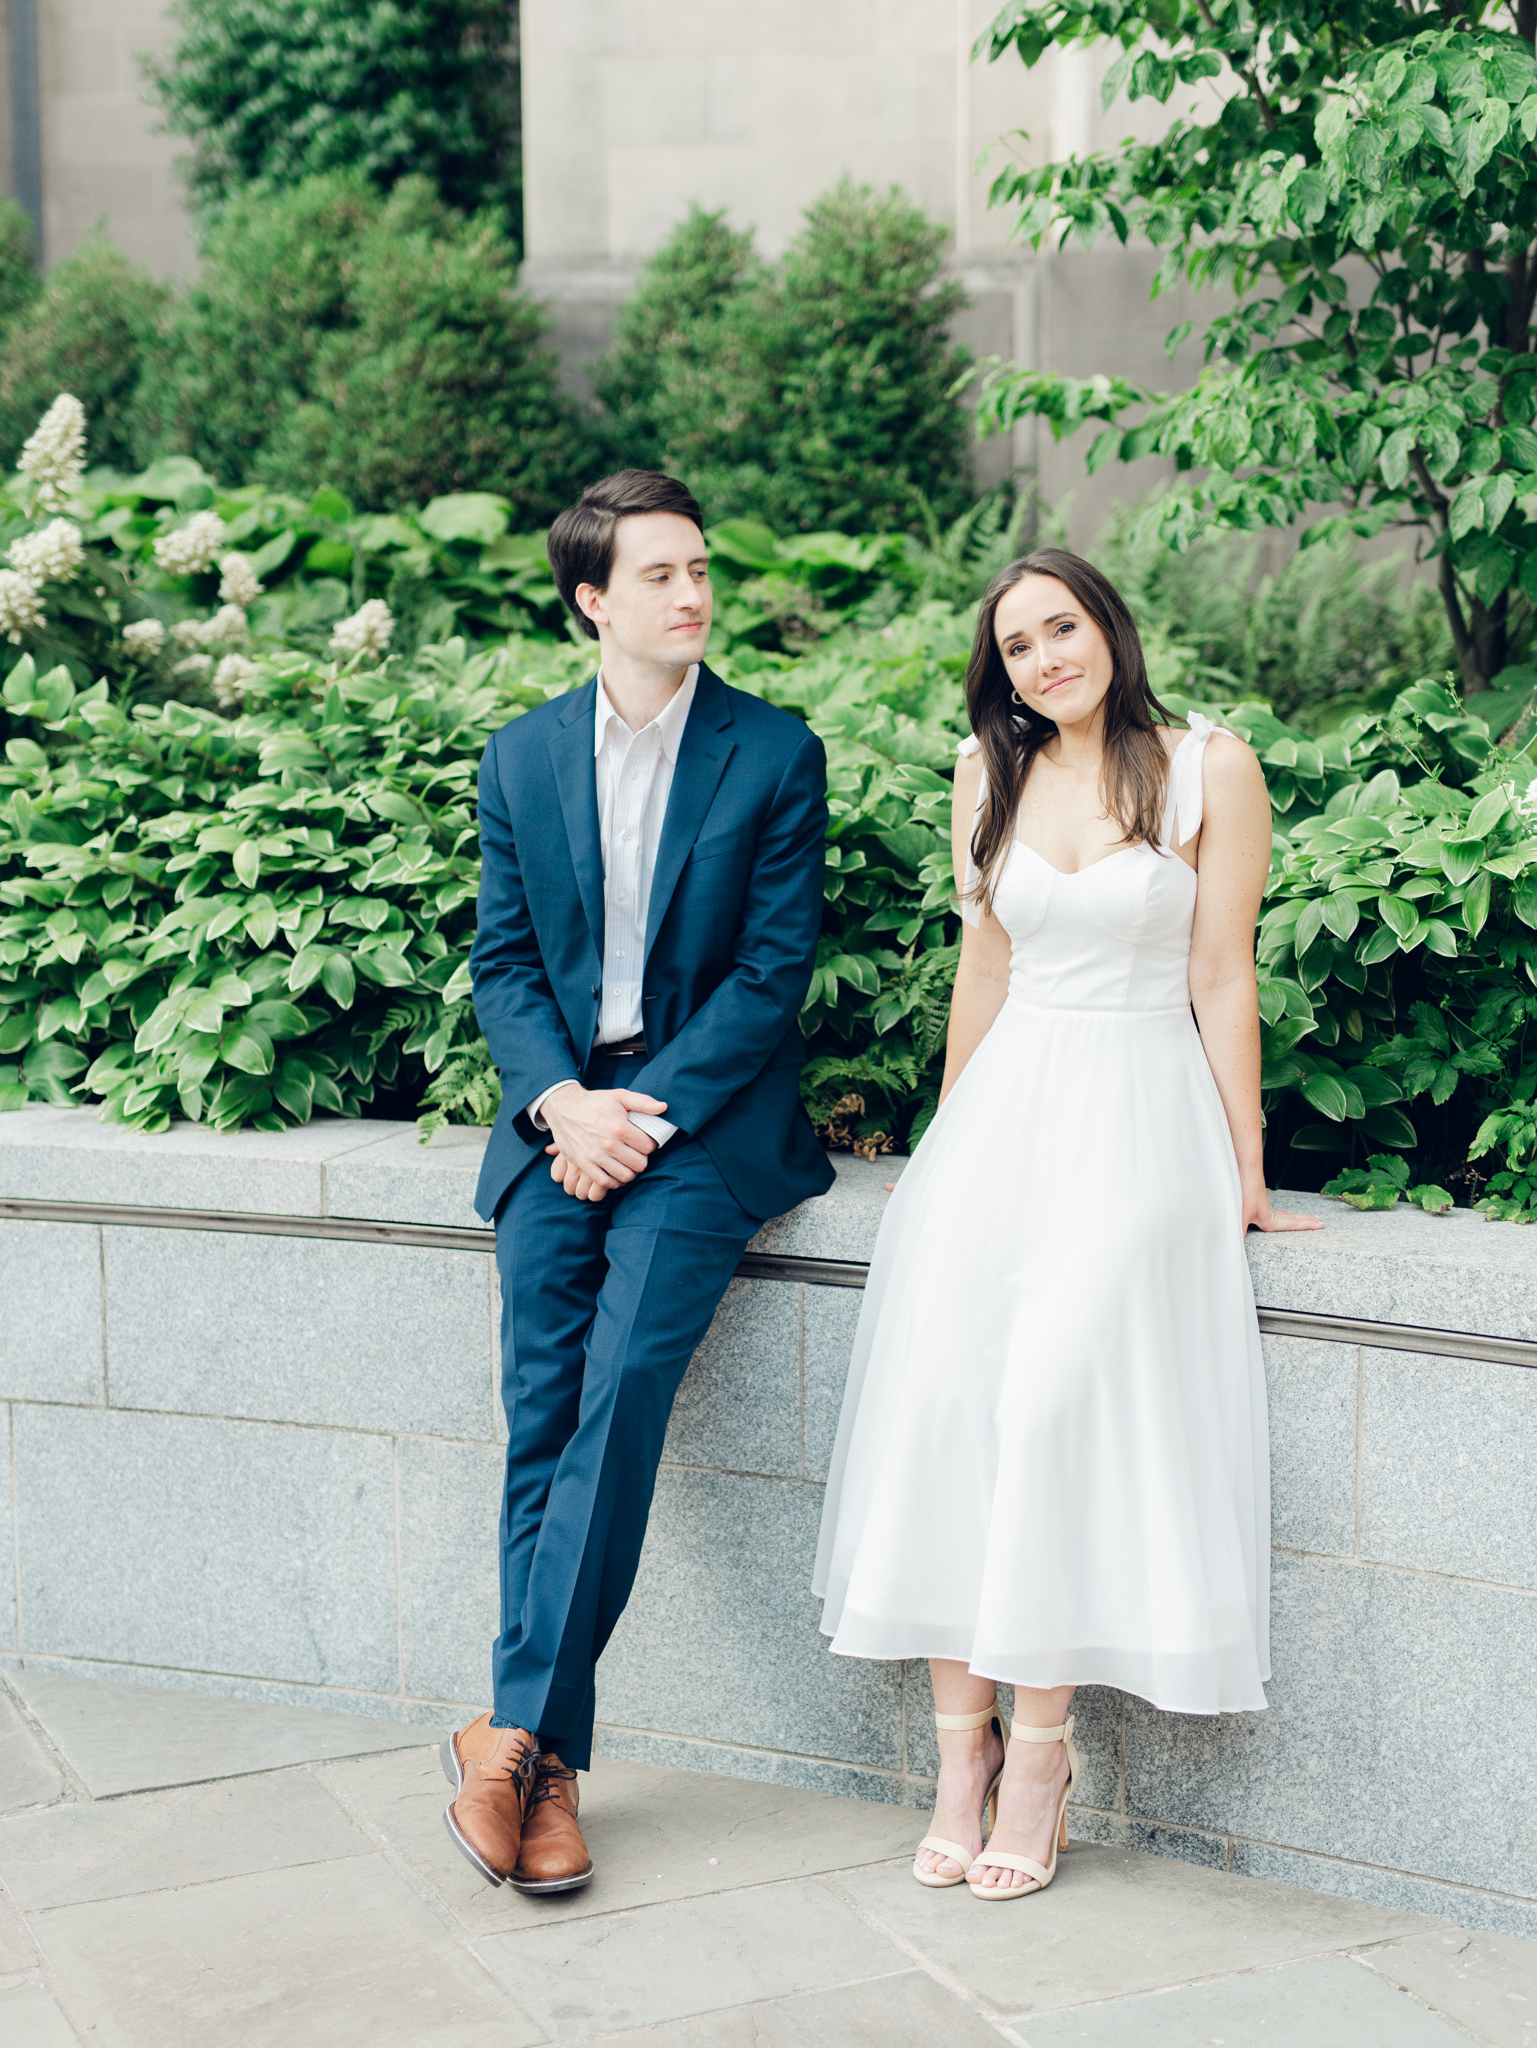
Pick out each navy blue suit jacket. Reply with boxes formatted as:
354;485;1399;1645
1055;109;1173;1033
468;664;836;1224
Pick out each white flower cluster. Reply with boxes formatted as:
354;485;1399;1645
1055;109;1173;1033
174;653;213;679
122;618;167;656
0;569;45;644
172;604;250;651
153;512;228;577
18;395;87;511
212;653;259;710
331;598;394;659
7;518;85;584
218;553;262;607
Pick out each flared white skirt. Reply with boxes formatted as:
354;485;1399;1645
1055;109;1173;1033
812;997;1271;1715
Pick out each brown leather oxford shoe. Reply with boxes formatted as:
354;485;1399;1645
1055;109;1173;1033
513;1751;594;1895
441;1713;536;1886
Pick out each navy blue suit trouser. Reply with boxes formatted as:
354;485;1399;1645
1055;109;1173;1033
489;1053;761;1767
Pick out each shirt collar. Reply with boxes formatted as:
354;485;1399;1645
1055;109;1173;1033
594;665;699;762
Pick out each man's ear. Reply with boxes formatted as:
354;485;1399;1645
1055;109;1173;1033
575;582;607;629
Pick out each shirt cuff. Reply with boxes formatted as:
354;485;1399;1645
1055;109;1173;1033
527;1080;579;1132
628;1111;677;1148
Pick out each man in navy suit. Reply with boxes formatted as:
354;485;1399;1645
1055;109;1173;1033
442;471;834;1893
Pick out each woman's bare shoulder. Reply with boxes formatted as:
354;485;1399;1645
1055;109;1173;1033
952;748;985;803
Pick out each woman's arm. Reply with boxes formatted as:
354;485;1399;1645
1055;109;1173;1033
1188;736;1322;1235
939;753;1013;1107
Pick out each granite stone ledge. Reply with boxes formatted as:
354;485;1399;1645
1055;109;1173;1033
593;1723;920;1807
0;1220;104;1406
397;1435;502;1708
597;1465;904;1771
0;1106;394;1215
102;1226;496;1439
1245;1191;1537;1340
1123;1552;1537;1899
14;1407;400;1693
322;1124;488;1229
1230;1839;1537;1943
0;1424;15;1653
664;1278;800;1479
1362;1347;1537;1590
0;1651;472;1731
1263;1337;1358;1558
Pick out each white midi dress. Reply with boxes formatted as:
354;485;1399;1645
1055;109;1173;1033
812;716;1270;1714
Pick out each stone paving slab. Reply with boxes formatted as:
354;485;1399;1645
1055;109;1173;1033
315;1744;922;1933
7;1669;436;1796
0;1770;370;1912
0;1977;79;2048
554;1969;1006;2046
1022;1953;1470;2044
475;1879;908;2040
1360;1925;1537;2048
4;1673;1535;2048
27;1852;545;2048
832;1841;1437;2022
0;1689;61;1814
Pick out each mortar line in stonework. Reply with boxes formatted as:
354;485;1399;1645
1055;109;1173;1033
7;1403;21;1656
820;1875;1034;2047
98;1223;111;1407
1354;1344;1365;1555
2;1648;485;1722
1269;1542;1537;1600
797;1282;805;1480
392;1437;405;1698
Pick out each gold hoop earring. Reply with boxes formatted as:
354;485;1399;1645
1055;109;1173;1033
1010;688;1024;704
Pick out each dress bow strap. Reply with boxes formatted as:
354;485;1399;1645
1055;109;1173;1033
1162;710;1236;850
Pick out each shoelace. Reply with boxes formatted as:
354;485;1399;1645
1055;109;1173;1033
526;1755;577;1810
484;1738;537;1786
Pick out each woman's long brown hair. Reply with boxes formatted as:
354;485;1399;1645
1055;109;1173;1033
963;548;1174;915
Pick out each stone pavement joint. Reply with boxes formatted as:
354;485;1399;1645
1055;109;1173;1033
0;1670;1532;2047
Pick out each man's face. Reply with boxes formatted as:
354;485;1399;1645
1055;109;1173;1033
577;512;712;667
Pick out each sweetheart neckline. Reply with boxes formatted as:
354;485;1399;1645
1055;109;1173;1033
1013;840;1198;882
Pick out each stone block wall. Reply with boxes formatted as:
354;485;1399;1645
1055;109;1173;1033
2;1106;1534;1939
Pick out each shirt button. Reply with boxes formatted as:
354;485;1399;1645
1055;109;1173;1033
621;830;633;842
617;892;626;903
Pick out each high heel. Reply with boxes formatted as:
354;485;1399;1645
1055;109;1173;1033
912;1700;1010;1888
966;1714;1079;1900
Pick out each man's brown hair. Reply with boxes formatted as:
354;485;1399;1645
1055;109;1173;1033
547;471;706;641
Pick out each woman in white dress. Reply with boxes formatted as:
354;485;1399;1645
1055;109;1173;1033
812;548;1321;1900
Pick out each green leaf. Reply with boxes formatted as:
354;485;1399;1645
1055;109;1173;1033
1301;1072;1350;1121
232;839;261;887
1462;870;1492;939
217;1022;275;1076
320;951;356;1008
419;494;510;545
1377;892;1418;938
1363;1104;1417;1149
1421;918;1459;957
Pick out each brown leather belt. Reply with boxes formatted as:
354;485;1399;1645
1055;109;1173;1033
595;1038;648;1056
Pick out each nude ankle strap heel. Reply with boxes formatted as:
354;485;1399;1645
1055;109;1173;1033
966;1713;1079;1900
912;1700;1011;1889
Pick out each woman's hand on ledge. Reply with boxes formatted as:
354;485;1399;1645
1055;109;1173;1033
1245;1186;1324;1234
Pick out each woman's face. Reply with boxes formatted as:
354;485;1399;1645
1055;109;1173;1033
993;574;1114;728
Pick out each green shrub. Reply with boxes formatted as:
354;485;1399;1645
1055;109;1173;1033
146;0;520;235
591;205;756;473
614;182;974;537
259;185;589;518
0;198;39;332
132;173;384;485
140;174;586;515
0;244;167;473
